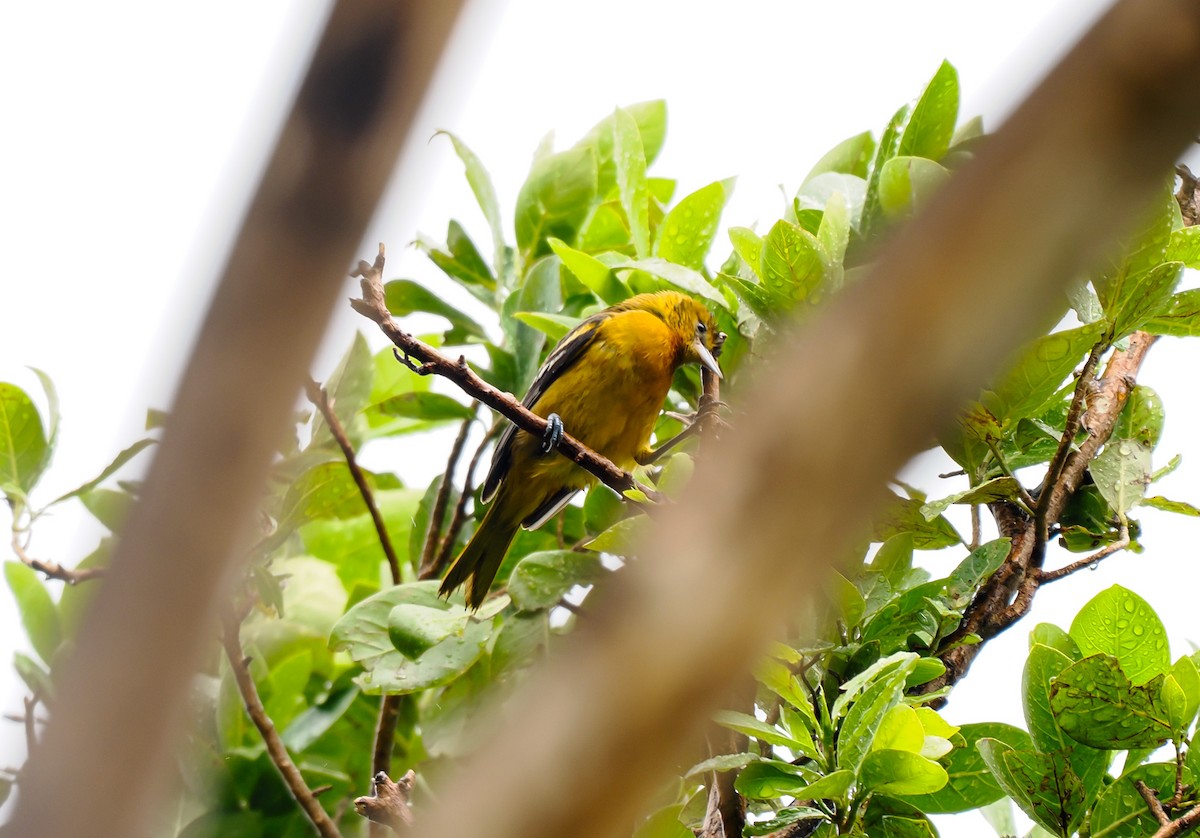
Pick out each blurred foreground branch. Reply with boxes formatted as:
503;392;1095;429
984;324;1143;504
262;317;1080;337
412;1;1200;836
7;2;466;836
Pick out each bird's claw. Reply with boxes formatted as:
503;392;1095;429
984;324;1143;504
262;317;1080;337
539;413;564;455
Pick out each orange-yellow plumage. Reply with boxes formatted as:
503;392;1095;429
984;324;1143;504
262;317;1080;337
439;291;722;608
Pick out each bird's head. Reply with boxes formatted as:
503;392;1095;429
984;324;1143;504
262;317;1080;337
634;291;725;379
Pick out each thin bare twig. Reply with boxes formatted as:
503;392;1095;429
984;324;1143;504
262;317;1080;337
1036;342;1106;535
11;537;105;585
427;424;495;579
350;246;661;503
22;695;37;755
221;610;342;838
306;378;402;585
419;410;475;577
1036;520;1130;582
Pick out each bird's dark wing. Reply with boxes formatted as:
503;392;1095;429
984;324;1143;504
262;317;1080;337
480;312;609;503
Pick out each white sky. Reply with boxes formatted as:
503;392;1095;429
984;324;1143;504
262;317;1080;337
4;1;1200;834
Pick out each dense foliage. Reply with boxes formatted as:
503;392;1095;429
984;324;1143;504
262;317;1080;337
6;61;1200;836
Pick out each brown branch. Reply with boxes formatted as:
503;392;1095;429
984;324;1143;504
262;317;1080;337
350;246;661;503
221;611;342;838
355;770;415;833
418;411;475;577
928;331;1156;699
305;378;402;585
426;423;496;579
1139;780;1175;826
22;695;38;755
1036;341;1106;534
1036;520;1130;582
1152;806;1200;838
12;537;105;585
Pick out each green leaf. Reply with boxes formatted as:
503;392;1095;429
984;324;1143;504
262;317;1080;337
28;367;59;469
742;807;828;836
859;750;948;796
1167;224;1200;267
1091;762;1193;838
47;438;155;506
878;156;951;218
632;806;691;838
898;60;960;160
375;392;475;421
816;190;850;288
728;226;763;278
585;512;648;555
1109;262;1183;339
383;279;487;343
280;685;358;753
515;145;598;266
760;219;825;309
278;462;369;532
311;332;374;444
610;256;725;307
1070;585;1170;684
5;561;62;664
579;100;667;187
900;722;1030;814
712;709;816;757
1023;644;1107;778
984;322;1106;425
832;651;919;722
507;549;605;611
804;131;875;181
920;478;1021;519
977;739;1086;836
512;311;582;343
1141;495;1200;516
548;237;627;304
437;131;506;271
1049;654;1173;749
945;538;1010;604
1030;623;1081;660
387;603;471;660
1164;655;1199;734
80;487;133;532
13;651;53;698
872;704;926;754
869;533;913;586
330;581;493;694
862;102;910;236
502;255;563;394
654;180;730;270
871;493;961;549
1097;180;1178;336
0;382;48;493
1144;288;1200;337
838;667;911;774
1089;439;1151;515
1113;385;1165;449
612;107;650;258
736;762;853;801
684;752;760;778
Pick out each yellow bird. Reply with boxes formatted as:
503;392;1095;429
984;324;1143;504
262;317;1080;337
439;291;725;609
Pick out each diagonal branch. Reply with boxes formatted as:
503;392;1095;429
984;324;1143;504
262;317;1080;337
425;422;496;580
419;410;475;577
221;609;342;838
305;378;402;584
350;245;661;503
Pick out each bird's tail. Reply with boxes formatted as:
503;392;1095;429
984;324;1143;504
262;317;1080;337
439;501;520;610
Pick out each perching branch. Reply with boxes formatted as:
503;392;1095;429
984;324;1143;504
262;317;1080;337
305;378;403;585
1035;520;1130;583
350;246;661;503
221;609;343;838
355;770;415;833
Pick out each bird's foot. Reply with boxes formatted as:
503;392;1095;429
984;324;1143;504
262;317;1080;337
539;413;564;455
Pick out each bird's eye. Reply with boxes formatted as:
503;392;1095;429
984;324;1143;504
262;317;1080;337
696;321;707;334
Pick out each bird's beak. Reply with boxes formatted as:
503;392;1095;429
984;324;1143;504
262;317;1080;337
694;339;723;379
